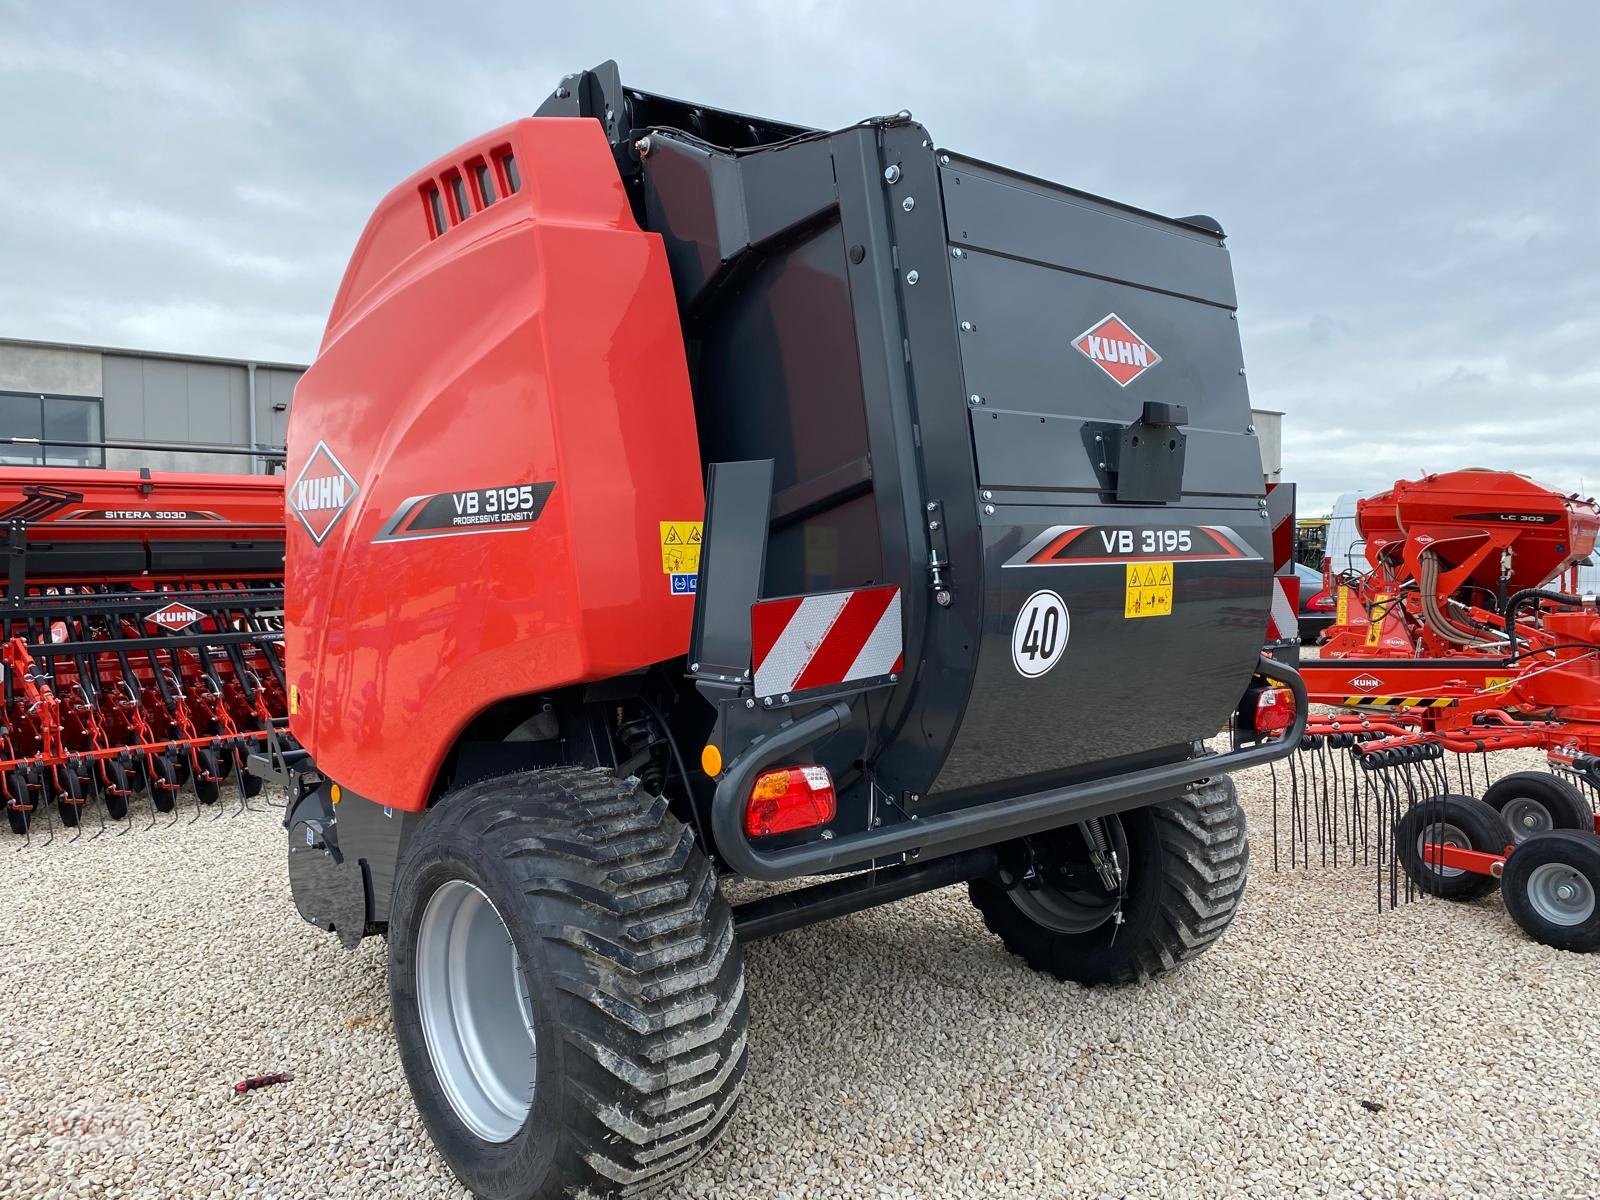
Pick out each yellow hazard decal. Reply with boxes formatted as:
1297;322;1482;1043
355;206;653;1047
1484;675;1513;694
659;521;703;575
1336;585;1350;625
1124;561;1173;619
1364;593;1388;647
289;684;300;715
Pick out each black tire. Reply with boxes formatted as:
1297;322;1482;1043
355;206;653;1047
1483;772;1593;845
969;777;1249;985
1394;794;1504;901
1501;830;1600;951
240;770;265;798
388;767;748;1200
4;798;25;835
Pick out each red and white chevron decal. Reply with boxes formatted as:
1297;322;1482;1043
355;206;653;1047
751;586;903;699
1267;574;1300;642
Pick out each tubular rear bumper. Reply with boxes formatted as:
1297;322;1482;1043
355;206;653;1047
712;654;1308;881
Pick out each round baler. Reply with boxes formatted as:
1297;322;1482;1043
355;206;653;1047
273;61;1305;1199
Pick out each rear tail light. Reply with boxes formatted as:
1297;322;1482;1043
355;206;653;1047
1255;686;1295;736
745;765;837;837
1309;589;1336;611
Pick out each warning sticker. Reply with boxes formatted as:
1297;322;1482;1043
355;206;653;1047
660;521;703;575
1123;561;1173;618
670;573;698;595
1365;594;1388;647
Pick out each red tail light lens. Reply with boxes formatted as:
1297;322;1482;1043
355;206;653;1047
1309;589;1336;611
1255;686;1295;735
745;765;837;837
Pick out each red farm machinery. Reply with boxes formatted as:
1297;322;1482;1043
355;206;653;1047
0;465;290;837
1256;468;1600;950
270;61;1312;1200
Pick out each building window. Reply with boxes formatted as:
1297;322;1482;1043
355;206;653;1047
0;392;105;467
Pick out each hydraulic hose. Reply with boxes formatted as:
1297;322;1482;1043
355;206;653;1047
1505;587;1596;658
1418;550;1504;650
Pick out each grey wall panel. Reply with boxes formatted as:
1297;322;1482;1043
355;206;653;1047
180;360;238;444
100;354;147;438
0;344;102;396
257;368;299;445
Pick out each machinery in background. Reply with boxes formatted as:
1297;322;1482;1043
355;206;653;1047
1253;469;1600;950
0;465;290;836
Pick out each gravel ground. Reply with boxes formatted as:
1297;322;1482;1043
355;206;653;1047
4;752;1600;1200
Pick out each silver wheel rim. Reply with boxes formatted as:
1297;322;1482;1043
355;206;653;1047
1418;822;1470;878
416;881;537;1142
1525;862;1596;927
1502;798;1553;844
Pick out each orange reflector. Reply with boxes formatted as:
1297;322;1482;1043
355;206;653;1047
745;765;837;838
701;743;723;778
1255;686;1295;735
329;783;342;805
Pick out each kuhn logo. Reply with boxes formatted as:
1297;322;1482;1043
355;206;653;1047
1350;674;1382;691
1073;313;1161;387
147;601;204;631
290;441;360;545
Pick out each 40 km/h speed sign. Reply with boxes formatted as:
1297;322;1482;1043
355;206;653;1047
1011;589;1070;678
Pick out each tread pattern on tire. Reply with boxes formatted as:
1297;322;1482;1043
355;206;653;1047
971;779;1249;985
410;767;747;1196
1128;780;1250;980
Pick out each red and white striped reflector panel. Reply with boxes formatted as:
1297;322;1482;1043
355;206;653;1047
751;586;903;699
1267;574;1300;642
1265;481;1296;576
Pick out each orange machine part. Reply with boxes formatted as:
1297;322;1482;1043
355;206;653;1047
286;118;705;812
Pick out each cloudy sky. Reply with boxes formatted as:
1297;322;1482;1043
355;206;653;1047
3;1;1596;512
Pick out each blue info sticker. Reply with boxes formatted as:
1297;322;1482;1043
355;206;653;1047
670;573;698;595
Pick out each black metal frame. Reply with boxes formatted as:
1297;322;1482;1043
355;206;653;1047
711;655;1309;881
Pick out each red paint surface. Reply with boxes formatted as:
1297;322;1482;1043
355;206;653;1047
287;119;704;812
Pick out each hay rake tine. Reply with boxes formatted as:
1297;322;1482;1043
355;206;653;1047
1269;759;1280;872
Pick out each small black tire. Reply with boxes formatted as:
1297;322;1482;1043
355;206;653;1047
5;802;25;835
1483;772;1593;845
1501;830;1600;951
1395;794;1504;901
387;767;748;1200
55;795;81;828
969;777;1249;986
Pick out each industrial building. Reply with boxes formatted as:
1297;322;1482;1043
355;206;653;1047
0;337;304;474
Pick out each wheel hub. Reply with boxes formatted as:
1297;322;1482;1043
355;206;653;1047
1418;823;1470;878
1008;817;1128;935
1525;862;1596;928
415;880;537;1143
1503;798;1553;844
